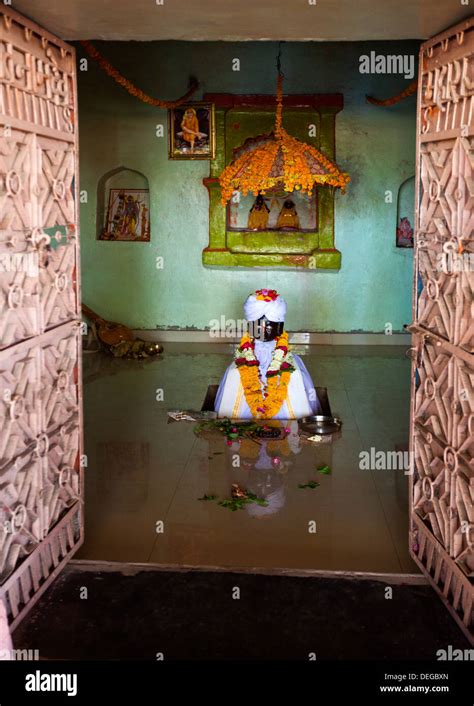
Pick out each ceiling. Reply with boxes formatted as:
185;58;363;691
12;0;471;41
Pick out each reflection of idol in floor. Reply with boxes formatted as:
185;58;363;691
226;421;301;518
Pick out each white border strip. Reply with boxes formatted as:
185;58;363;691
133;330;411;345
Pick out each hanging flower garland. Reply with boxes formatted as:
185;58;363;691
219;72;350;205
366;79;417;106
80;40;198;109
234;331;295;418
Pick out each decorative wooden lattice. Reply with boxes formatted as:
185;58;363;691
0;7;83;627
410;17;474;644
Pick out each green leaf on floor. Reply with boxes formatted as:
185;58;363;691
198;487;268;511
218;494;269;511
298;481;320;489
298;480;319;489
194;418;266;440
317;465;332;475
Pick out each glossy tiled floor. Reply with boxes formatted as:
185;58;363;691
77;343;418;574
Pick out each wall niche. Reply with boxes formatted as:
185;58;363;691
202;93;344;269
97;166;150;242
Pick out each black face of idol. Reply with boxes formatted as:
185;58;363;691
252;316;284;342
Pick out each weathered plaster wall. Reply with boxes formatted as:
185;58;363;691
77;40;418;332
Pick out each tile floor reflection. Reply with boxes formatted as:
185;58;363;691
77;343;418;574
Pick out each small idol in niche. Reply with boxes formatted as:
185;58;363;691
277;199;300;229
248;194;270;230
178;107;207;153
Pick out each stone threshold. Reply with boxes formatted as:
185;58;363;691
70;560;425;585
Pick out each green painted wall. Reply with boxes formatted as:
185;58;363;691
76;40;418;332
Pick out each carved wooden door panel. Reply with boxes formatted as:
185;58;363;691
0;7;83;629
409;17;474;644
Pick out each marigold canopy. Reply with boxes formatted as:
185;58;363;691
219;75;350;205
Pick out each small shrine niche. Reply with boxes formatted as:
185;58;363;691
97;166;150;242
228;135;318;232
202;94;345;269
229;189;318;231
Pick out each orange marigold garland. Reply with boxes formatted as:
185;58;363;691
219;71;350;205
366;79;417;106
234;331;295;419
80;40;198;109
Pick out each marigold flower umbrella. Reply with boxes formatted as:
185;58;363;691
219;73;350;205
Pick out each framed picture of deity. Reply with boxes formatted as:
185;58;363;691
100;189;150;241
168;102;215;160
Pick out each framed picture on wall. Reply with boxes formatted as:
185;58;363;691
100;189;150;241
168;102;215;159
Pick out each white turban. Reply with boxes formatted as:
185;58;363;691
244;289;287;322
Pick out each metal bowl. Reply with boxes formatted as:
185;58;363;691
299;415;342;435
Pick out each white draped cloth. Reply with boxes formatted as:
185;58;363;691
214;338;322;419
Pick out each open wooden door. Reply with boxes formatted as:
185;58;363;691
409;17;473;644
0;7;83;630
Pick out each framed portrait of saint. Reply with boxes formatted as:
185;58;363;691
168;102;215;160
100;189;150;241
